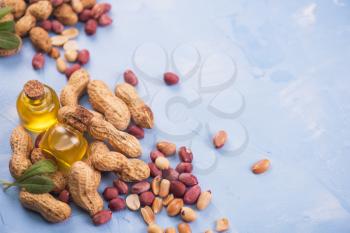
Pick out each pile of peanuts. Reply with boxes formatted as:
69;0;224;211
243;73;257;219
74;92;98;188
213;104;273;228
0;0;112;75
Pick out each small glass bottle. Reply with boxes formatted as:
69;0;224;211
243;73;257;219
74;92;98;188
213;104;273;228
39;123;88;170
17;80;60;133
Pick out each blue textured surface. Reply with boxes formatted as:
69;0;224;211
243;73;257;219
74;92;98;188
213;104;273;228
1;0;350;232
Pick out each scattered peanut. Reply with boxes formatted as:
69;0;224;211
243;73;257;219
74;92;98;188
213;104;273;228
92;210;112;225
19;191;71;223
62;28;79;39
152;197;163;214
65;49;78;62
213;130;228;149
165;227;177;233
178;223;192;233
151;176;161;195
157;141;176;156
196;190;212;210
126;194;140;211
216;218;230;232
49;47;60;59
180;207;197;222
115;83;154;129
139;191;155;206
147;224;163;233
51;35;69;46
141;206;155;225
164;72;180;85
56;58;67;73
155;157;170;170
159;179;170;198
9;126;33;179
167;198;184;217
162;194;174;206
64;40;79;51
251;159;270;174
123;69;138;86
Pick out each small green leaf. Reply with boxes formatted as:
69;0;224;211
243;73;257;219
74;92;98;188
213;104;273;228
0;31;20;49
18;175;54;194
0;21;14;32
0;7;12;19
17;160;57;182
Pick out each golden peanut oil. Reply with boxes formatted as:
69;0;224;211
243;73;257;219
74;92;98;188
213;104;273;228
16;80;60;133
39;123;88;171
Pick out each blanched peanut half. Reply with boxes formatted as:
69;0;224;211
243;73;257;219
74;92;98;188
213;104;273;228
148;224;163;233
216;218;230;232
126;194;140;211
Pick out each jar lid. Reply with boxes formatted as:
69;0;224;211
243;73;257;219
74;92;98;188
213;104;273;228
23;80;45;100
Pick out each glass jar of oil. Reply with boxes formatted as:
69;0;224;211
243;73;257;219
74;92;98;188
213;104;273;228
39;123;88;171
17;80;60;133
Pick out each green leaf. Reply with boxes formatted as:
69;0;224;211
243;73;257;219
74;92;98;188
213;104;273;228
0;21;14;32
18;175;54;194
0;31;20;49
0;7;12;19
17;160;57;183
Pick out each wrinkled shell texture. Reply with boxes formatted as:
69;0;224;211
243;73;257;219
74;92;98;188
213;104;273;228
88;80;131;131
50;171;67;193
15;14;36;37
115;83;154;129
88;141;128;172
19;191;71;223
9;126;32;179
88;117;142;158
29;27;52;53
53;3;78;26
60;69;90;106
119;159;150;182
68;161;103;216
27;1;53;20
1;0;26;19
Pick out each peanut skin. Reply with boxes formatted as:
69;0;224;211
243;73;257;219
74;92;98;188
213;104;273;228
57;105;142;158
19;191;71;223
9;126;33;179
88;80;130;131
115;83;154;128
68;161;103;216
88;141;128;172
60;69;90;106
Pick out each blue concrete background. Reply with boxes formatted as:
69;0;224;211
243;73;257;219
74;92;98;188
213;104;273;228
0;0;350;232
